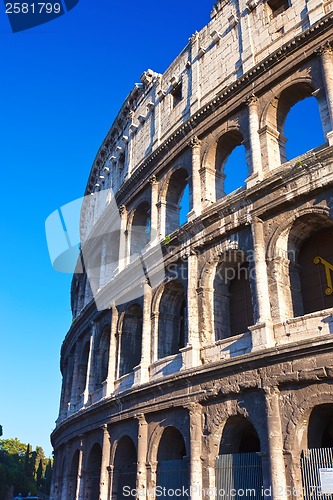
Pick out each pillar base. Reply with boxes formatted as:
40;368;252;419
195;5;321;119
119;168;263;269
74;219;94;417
249;321;275;351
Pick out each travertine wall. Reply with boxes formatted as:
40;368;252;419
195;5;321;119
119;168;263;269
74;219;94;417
52;1;333;499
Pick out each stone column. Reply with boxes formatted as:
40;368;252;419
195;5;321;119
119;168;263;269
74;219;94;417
157;200;167;238
199;165;216;206
50;450;59;500
83;324;95;405
246;95;263;185
136;414;148;498
118;205;128;271
188;403;203;500
99;237;108;288
59;354;73;419
250;216;274;349
146;461;158;500
70;342;81;412
140;282;152;384
185;253;201;368
151;312;160;362
127;111;135;176
77;437;85;500
264;386;288;500
188;136;202;219
100;425;111;499
60;446;70;500
104;307;118;395
318;43;333;145
150;176;159;241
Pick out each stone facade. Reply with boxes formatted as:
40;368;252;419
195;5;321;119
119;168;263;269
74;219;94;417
51;1;333;499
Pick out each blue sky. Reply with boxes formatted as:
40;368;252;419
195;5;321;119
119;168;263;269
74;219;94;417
0;1;325;457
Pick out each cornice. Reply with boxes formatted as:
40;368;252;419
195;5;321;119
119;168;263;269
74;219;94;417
52;334;333;446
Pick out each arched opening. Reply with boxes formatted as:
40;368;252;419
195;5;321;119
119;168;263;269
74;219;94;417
158;280;187;359
298;227;333;315
76;340;90;399
219;416;260;454
301;405;333;497
214;258;254;340
271;83;326;165
308;404;333;449
95;325;111;388
83;444;102;500
216;416;262;499
130;201;151;257
112;436;137;500
156;427;189;498
119;304;143;377
68;449;80;498
179;184;190;225
215;131;248;200
284;96;325;161
165;169;189;234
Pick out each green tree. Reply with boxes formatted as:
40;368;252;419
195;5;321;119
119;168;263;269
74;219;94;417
44;460;53;495
36;459;43;489
0;438;46;498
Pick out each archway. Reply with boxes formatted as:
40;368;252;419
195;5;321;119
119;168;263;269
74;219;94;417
215;131;249;200
119;304;143;377
216;416;262;500
264;82;326;168
214;256;254;340
165;169;189;234
298;227;333;315
112;436;137;500
284;96;325;161
83;444;102;500
158;280;187;359
76;340;90;400
301;404;333;498
308;404;333;449
130;201;151;257
68;449;79;499
95;325;111;388
156;427;189;499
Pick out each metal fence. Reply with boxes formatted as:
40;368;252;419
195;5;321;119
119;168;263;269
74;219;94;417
301;448;333;500
156;459;189;499
215;453;264;500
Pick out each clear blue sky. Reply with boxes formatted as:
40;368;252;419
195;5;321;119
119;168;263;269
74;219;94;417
0;1;325;457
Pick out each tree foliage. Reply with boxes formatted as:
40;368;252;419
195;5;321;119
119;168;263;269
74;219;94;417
0;429;53;500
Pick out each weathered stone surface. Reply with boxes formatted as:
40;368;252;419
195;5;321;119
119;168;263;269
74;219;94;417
51;1;333;499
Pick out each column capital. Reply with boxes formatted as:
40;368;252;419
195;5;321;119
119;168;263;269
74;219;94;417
246;93;259;106
263;384;280;397
149;175;158;185
316;41;333;56
135;412;147;423
186;401;202;416
119;204;127;215
188;135;201;148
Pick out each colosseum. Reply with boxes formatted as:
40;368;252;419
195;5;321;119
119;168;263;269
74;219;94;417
51;0;333;498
